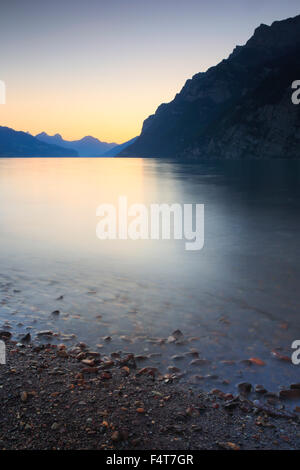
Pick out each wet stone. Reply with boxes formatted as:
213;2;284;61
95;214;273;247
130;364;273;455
238;382;252;395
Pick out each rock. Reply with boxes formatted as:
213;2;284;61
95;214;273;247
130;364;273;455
255;384;267;394
21;333;31;342
76;352;86;360
135;355;148;361
184;350;199;358
0;331;12;339
167;335;176;343
290;383;300;390
82;367;98;374
224;400;239;410
186;406;195;416
111;431;120;442
279;389;300;399
271;350;291;362
255;416;275;428
37;330;53;337
210;389;222;396
111;352;121;358
100;372;112;380
131;438;142;447
167;366;181;373
253;401;296;419
51;310;60;316
100;360;114;369
217;442;240;450
57;349;68;358
20;391;28;402
104;336;112;342
81;359;95;366
136;367;158;377
136;408;145;414
51;422;60;431
249;357;265;366
118;354;136;368
171;355;185;361
56;296;64;300
238;382;252;395
172;329;183;339
190;359;211;366
86;351;100;358
223;393;234;401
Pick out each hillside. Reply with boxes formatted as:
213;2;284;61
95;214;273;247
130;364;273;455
0;127;78;157
121;15;300;159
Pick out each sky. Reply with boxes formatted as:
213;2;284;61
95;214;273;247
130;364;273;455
0;0;300;143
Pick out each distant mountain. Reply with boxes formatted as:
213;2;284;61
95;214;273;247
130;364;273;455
121;15;300;159
36;132;116;157
101;137;138;157
0;126;78;157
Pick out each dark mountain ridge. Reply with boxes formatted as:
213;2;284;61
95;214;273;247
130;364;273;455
36;132;116;157
121;15;300;159
102;136;138;157
0;126;78;157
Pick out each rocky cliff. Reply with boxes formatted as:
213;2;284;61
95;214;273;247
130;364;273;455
121;15;300;159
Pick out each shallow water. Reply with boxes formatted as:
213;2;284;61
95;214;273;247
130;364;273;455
1;158;300;403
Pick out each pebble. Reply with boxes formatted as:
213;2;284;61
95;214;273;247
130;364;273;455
20;391;28;402
255;384;267;394
238;382;252;395
136;408;145;414
111;431;120;441
190;359;211;366
0;331;12;339
21;333;31;342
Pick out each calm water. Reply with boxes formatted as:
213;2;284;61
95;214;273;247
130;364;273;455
1;158;300;401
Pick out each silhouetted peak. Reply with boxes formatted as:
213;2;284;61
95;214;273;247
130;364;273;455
80;136;100;143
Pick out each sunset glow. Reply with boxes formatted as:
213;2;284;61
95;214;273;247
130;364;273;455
1;0;300;142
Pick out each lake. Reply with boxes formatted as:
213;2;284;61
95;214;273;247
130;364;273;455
1;157;300;401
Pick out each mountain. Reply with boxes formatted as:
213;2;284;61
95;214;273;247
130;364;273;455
0;126;78;157
36;132;116;157
100;137;138;157
121;15;300;159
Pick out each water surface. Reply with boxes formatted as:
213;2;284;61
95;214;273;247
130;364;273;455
1;158;300;402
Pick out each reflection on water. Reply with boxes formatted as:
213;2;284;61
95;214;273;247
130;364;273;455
1;158;300;401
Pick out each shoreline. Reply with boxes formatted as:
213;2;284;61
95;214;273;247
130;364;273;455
0;339;299;450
